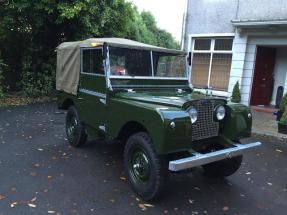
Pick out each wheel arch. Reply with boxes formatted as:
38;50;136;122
117;121;149;144
60;98;75;110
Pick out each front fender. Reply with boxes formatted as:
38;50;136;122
222;103;252;140
107;98;165;153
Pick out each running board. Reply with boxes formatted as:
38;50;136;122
169;142;262;171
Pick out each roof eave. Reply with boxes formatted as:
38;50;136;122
231;20;287;28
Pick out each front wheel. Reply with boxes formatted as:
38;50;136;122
202;155;243;178
124;132;168;201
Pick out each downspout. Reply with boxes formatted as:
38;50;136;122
180;0;189;50
235;0;240;20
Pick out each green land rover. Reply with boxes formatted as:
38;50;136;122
56;38;261;200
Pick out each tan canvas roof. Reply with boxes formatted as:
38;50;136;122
57;38;185;54
56;38;185;95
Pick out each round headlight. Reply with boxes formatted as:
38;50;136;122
215;105;226;121
188;107;198;124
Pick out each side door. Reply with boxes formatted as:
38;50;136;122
77;47;107;134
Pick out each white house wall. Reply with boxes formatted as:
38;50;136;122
183;0;287;50
183;0;238;50
236;0;287;21
227;31;248;104
239;37;287;105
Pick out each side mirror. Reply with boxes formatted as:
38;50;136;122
103;42;108;59
188;52;191;66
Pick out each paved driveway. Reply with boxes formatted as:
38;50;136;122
0;102;286;215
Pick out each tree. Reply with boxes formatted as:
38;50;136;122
0;0;179;96
231;81;241;103
0;0;134;93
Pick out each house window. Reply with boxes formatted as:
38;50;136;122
191;38;233;91
82;48;104;75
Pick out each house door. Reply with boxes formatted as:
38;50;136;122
250;47;276;106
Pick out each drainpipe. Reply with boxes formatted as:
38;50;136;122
180;0;189;50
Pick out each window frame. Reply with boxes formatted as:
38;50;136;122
108;49;189;81
191;37;233;90
80;47;105;77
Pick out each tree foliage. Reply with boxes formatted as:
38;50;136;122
279;93;287;111
231;81;241;103
0;0;179;96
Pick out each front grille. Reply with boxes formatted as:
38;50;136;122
191;100;219;141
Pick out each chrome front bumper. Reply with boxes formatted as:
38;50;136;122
169;142;262;171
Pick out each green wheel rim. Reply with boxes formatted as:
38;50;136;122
67;114;78;143
129;146;151;186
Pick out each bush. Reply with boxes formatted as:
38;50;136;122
279;106;287;124
279;93;287;111
231;81;241;103
0;59;7;99
20;57;55;97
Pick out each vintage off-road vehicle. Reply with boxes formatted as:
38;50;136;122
56;38;261;200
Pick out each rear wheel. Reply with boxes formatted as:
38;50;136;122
202;155;243;178
124;132;168;201
65;106;87;147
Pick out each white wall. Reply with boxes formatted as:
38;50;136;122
227;30;249;105
238;37;287;105
271;48;287;105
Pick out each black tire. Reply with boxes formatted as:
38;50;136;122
124;132;168;201
65;106;87;147
202;155;243;178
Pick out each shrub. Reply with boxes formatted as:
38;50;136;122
231;81;241;103
279;106;287;124
279;93;287;111
20;57;55;97
0;59;7;99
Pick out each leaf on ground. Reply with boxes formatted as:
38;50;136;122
189;199;194;204
30;172;37;177
222;206;229;211
0;195;5;200
267;182;272;186
10;202;18;208
276;149;283;153
30;197;37;202
28;203;37;208
143;203;154;207
138;203;147;210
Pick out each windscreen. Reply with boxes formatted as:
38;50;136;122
152;52;186;78
109;47;152;76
